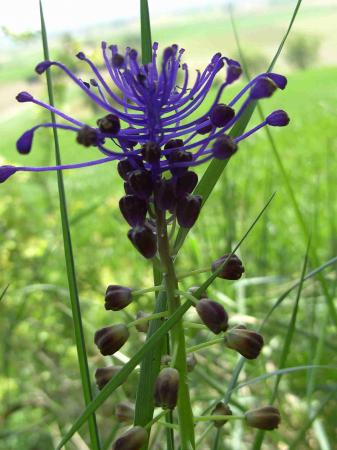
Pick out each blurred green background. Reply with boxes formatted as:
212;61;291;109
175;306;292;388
0;0;336;449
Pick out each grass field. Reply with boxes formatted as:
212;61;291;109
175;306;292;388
0;2;336;449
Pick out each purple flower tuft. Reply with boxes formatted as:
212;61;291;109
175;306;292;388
16;91;33;103
266;110;290;127
250;77;277;99
16;130;34;154
35;60;53;74
0;166;17;183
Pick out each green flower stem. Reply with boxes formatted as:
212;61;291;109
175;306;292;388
194;415;244;423
187;338;224;354
183;323;207;330
177;267;210;280
156;209;196;450
158;421;180;431
127;311;169;328
132;285;164;296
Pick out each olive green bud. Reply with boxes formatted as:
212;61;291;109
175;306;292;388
161;354;172;367
245;406;281;430
94;324;129;356
196;299;228;334
154;367;180;410
115;400;135;422
212;402;232;427
225;325;263;359
135;310;150;333
186;353;197;372
211;253;244;280
95;365;122;390
113;426;148;450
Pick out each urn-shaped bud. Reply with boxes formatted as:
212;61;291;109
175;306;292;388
117;156;144;181
225;325;264;359
113;426;148;450
212;402;232;427
115;400;135;422
154;367;180;410
161;354;172;367
250;77;277;99
212;135;238;160
186;353;197;372
119;195;148;227
94;324;129;356
135;311;150;333
175;171;198;197
105;285;132;311
211;253;244;280
155;178;177;211
245;406;281;430
196;117;213;135
95;365;122;390
97;114;120;134
141;141;161;163
176;194;202;228
128;224;157;259
76;126;99;147
196;299;228;334
128;169;153;199
167;149;193;176
210;103;235;128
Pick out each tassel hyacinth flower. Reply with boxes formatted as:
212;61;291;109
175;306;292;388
1;42;289;256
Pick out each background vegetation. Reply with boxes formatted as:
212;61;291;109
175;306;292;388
0;0;336;449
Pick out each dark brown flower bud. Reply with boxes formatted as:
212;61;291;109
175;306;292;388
210;103;235;128
128;169;153;199
94;324;129;356
176;194;202;228
211;253;244;280
212;402;232;427
115;400;135;422
196;299;228;334
175;171;198;197
117;156;144;181
141;141;161;164
212;135;238;160
105;285;133;311
186;353;197;372
119;195;148;227
97;114;120;135
225;325;264;359
155;178;177;211
76;125;99;147
95;365;122;390
154;367;179;410
245;406;281;430
128;223;157;259
113;426;148;450
135;311;150;333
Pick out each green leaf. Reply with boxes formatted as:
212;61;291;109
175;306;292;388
39;2;100;448
0;285;9;303
140;0;152;64
252;240;310;450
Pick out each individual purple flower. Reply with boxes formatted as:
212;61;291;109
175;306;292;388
1;42;289;254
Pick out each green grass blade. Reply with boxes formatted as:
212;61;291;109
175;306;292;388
231;365;337;394
288;393;336;450
39;2;100;448
252;241;310;450
224;255;337;404
0;285;9;303
173;0;302;256
140;0;152;64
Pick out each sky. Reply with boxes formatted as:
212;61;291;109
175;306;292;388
2;0;234;33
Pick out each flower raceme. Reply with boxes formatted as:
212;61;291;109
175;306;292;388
1;43;290;256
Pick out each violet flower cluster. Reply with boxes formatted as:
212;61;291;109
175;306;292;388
0;42;289;257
